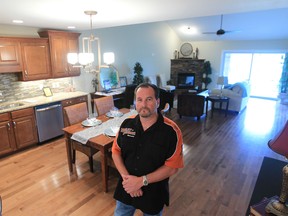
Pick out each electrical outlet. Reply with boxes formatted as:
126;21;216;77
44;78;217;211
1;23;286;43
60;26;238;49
39;84;43;90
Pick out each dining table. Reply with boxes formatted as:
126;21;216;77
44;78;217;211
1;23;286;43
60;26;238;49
62;108;134;192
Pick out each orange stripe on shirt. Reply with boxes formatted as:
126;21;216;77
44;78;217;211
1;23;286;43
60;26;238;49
163;117;184;169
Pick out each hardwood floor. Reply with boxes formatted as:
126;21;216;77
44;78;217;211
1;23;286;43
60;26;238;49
0;98;287;216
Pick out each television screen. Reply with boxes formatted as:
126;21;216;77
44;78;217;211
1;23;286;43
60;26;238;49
178;73;195;89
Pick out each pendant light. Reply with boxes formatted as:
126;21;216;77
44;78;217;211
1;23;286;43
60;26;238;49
67;10;101;72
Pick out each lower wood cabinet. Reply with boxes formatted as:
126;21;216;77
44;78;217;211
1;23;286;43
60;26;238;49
0;107;38;156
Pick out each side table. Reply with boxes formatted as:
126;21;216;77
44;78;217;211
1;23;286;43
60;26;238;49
206;96;230;118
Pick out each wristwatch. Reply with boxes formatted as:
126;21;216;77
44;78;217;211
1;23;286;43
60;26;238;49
143;175;149;186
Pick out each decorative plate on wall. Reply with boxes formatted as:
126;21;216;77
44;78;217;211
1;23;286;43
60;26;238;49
180;43;193;57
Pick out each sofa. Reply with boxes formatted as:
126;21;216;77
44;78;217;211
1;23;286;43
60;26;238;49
210;81;251;113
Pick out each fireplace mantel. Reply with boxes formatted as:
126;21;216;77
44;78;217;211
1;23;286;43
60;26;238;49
170;58;205;90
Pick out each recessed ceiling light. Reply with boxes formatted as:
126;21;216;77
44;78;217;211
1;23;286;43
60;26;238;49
12;20;23;24
181;26;197;34
68;26;76;29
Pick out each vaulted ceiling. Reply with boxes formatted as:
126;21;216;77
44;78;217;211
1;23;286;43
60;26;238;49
1;0;288;41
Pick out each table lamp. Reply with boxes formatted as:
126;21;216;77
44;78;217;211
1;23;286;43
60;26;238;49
266;120;288;215
217;76;228;97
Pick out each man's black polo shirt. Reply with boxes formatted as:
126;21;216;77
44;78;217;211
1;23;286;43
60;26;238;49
112;113;183;214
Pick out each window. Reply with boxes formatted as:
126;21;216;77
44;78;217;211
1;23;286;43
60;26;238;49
222;51;285;99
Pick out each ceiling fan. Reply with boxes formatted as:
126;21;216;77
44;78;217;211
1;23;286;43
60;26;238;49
203;14;239;36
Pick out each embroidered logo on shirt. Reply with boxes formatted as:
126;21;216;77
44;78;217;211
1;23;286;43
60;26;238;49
120;128;136;137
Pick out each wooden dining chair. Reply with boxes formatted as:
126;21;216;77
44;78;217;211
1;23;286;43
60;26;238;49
93;96;115;116
63;102;98;173
161;103;170;116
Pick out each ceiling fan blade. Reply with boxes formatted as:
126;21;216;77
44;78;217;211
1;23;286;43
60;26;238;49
224;30;242;33
202;32;217;34
202;15;241;36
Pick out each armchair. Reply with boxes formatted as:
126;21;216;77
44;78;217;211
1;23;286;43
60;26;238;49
159;88;174;111
122;84;137;108
145;75;175;111
177;94;205;120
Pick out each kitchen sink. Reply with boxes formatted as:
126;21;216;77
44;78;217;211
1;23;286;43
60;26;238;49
0;102;26;110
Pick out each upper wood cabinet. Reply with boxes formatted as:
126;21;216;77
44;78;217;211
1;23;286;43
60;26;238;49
38;30;81;78
0;37;51;80
0;37;22;73
19;38;52;81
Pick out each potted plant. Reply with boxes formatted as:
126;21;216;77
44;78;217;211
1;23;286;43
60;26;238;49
109;67;118;88
132;62;144;85
91;77;99;92
202;61;212;89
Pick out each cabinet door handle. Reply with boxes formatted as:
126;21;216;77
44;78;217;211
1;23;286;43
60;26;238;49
7;122;11;130
25;70;28;75
13;121;16;128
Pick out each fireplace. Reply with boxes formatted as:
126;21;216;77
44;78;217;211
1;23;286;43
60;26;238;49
170;59;205;90
177;73;195;89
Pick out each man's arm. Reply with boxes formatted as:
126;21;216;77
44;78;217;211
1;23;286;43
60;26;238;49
122;165;178;194
112;152;129;176
146;165;178;184
112;152;143;197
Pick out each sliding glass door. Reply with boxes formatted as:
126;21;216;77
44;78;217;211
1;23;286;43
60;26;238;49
223;52;285;100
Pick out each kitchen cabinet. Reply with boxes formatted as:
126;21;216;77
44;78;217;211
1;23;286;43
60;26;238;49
0;107;38;157
0;37;52;80
38;30;81;78
61;95;88;126
0;37;22;73
0;112;16;155
19;38;52;81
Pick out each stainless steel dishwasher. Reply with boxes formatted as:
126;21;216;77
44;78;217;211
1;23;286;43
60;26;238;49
35;102;64;142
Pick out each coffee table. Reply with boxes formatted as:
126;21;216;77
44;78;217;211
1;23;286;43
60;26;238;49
206;96;230;118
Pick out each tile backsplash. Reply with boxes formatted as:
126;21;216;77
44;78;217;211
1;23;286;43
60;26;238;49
0;73;73;103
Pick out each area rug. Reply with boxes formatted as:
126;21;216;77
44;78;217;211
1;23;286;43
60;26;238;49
246;156;287;215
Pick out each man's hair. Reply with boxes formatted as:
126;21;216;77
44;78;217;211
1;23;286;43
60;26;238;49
135;83;160;99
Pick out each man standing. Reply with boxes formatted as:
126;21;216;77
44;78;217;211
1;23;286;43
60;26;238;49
112;83;184;216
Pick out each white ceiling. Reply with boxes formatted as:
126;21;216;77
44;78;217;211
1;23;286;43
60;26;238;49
1;0;288;41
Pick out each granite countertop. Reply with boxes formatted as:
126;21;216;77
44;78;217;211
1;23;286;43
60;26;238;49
0;91;88;114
